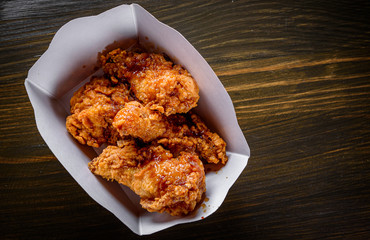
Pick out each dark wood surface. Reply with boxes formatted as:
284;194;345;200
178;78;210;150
1;0;370;239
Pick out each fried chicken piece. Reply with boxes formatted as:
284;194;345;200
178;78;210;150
66;104;120;147
112;101;228;164
69;76;131;113
100;49;199;116
157;113;228;165
112;101;167;142
157;136;228;165
66;76;132;147
88;140;206;216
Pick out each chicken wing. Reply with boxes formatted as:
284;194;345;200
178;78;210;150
100;49;199;116
112;101;167;142
157;114;228;165
88;140;206;216
112;101;228;164
66;76;132;147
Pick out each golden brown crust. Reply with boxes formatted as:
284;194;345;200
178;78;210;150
112;102;227;164
88;141;205;216
66;104;117;147
70;76;132;113
112;101;167;142
66;76;132;147
100;49;199;116
157;113;228;165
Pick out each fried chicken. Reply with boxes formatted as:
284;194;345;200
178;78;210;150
112;101;228;164
88;140;206;216
100;49;199;116
66;47;229;216
157;113;228;165
66;76;133;147
112;101;167;142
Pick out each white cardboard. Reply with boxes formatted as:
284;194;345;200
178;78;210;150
25;4;250;235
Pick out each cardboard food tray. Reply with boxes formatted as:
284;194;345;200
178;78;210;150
24;4;250;235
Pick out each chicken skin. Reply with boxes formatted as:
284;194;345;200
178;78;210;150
112;101;228;164
157;113;228;165
100;49;199;116
66;76;133;147
112;101;167;142
88;140;206;216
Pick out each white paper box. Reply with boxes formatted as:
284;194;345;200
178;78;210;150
25;4;250;235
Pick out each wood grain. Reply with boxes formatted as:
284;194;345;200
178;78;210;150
1;0;370;239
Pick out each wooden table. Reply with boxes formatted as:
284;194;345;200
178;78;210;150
1;0;370;239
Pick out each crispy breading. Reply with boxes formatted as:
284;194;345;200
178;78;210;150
157;113;228;165
88;141;206;216
100;49;199;116
66;76;132;147
112;101;167;142
70;76;131;113
112;101;228;164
